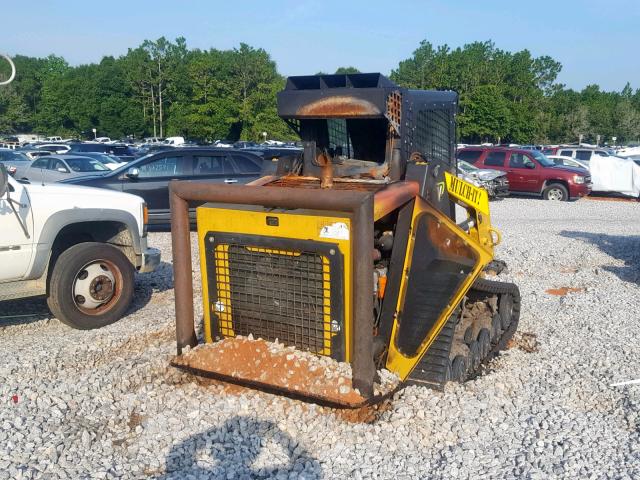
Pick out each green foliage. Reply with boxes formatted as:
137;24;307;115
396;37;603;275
0;38;293;142
334;67;360;74
392;39;640;144
1;38;639;144
0;84;30;133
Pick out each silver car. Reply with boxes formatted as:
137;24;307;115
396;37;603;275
0;149;32;176
13;154;110;183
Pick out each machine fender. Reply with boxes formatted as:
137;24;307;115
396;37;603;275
384;197;493;380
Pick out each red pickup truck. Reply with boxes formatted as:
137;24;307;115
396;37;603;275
457;147;592;201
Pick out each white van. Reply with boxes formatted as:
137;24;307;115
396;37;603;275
163;136;185;146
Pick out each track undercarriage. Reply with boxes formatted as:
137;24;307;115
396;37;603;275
408;277;521;389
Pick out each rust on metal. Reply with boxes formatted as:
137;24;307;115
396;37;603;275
385;91;402;135
409;151;427;163
368;163;390;179
297;96;382;118
266;176;385;192
169;180;377;398
316;151;334;188
373;181;419;220
170;337;397;409
247;175;280;186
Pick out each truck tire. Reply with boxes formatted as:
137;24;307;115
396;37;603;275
47;242;135;330
542;183;568;201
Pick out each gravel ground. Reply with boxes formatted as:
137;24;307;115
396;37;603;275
1;197;639;479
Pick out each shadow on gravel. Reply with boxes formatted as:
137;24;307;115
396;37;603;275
560;231;640;284
128;260;174;314
0;260;174;327
155;416;322;479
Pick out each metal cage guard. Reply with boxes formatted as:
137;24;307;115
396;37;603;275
169;180;378;397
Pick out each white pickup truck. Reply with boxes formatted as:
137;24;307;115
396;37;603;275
0;163;160;329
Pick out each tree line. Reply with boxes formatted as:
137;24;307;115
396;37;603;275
1;37;639;145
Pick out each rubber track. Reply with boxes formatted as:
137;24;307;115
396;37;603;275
408;277;521;389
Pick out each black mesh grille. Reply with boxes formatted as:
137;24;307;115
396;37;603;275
213;244;332;354
415;109;453;164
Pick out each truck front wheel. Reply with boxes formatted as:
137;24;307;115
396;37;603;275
47;242;135;329
542;183;568;201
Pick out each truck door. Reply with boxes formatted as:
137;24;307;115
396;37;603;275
124;153;188;223
507;152;540;192
0;177;35;282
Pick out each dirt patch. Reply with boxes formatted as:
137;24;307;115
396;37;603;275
559;267;579;274
172;336;399;408
328;399;393;424
128;410;145;430
545;286;585;296
508;332;539;353
585;195;638;203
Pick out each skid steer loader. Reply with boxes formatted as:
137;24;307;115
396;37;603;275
169;73;520;408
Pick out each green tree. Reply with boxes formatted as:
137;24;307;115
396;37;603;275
0;84;30;133
334;67;360;74
3;38;640;145
392;39;562;143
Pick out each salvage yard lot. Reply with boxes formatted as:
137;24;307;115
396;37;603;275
1;198;639;479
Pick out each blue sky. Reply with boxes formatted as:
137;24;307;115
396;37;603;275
4;0;639;91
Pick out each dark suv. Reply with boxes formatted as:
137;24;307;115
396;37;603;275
59;148;266;224
68;143;137;162
457;147;591;201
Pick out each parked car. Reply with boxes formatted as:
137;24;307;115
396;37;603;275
614;146;640;166
234;141;259;149
67;142;137;162
457;147;591;201
163;136;185;146
35;143;71;154
457;160;509;199
0;163;160;329
0;148;30;164
547;155;589;170
59;148;267;224
135;144;175;157
15;148;52;160
587;154;640;197
72;151;126;170
554;147;612;164
13;154;110;183
0;149;33;176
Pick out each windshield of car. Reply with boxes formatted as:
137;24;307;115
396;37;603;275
530;150;555;167
65;157;110;172
10;152;30;162
110;153;153;174
90;153;119;164
106;154;123;163
458;160;478;172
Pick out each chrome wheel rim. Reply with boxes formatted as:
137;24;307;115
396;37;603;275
547;188;564;201
72;259;121;314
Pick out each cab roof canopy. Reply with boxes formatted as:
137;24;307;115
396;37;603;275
277;72;458;172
